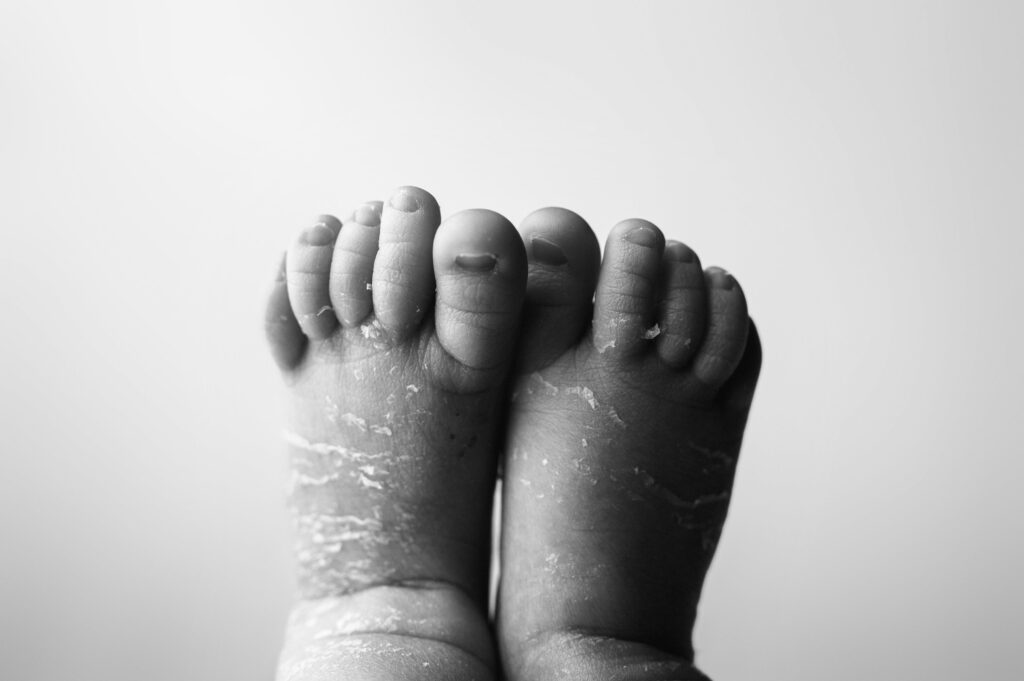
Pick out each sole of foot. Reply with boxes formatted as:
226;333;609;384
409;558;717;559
265;187;527;681
498;208;762;681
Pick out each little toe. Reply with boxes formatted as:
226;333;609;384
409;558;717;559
656;240;708;368
265;252;307;370
433;209;527;372
691;267;750;388
518;207;601;372
719;318;763;411
372;186;442;340
330;201;382;327
286;216;343;339
592;219;665;356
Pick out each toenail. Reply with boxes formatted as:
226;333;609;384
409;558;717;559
353;204;381;227
303;222;336;246
624;226;660;247
530;236;568;266
708;267;737;290
454;253;498;271
665;243;697;263
316;214;343;234
389;190;420;213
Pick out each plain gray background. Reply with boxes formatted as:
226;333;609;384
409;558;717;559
2;2;1021;679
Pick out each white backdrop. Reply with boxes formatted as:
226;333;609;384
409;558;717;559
1;2;1021;680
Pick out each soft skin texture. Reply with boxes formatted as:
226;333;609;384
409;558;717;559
266;186;526;681
498;208;761;681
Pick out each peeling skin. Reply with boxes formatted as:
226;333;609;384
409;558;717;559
339;413;368;431
284;430;415;561
283;430;387;461
524;373;601;410
357;474;384;490
539;551;608;582
324;395;339;423
563;385;598;409
292;501;415;596
300;513;384;545
284;430;359;457
631;467;730;509
358;318;389;350
290;470;342;488
310;607;414;639
607;407;627;429
360;319;385;340
595;314;631;353
283;431;401;496
357;464;385;478
642;322;661;339
284;430;400;463
519;372;558;397
687;440;734;465
571;457;594;479
294;513;394;573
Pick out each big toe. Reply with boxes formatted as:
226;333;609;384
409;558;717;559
517;207;601;372
432;209;527;375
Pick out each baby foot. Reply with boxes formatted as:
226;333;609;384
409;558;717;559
498;209;762;681
265;187;526;681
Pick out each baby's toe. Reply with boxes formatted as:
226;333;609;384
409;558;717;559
372;186;442;340
432;209;527;375
265;252;307;370
691;267;750;388
517;207;601;372
656;240;707;368
719;318;763;411
330;201;382;327
286;215;343;339
592;219;665;356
